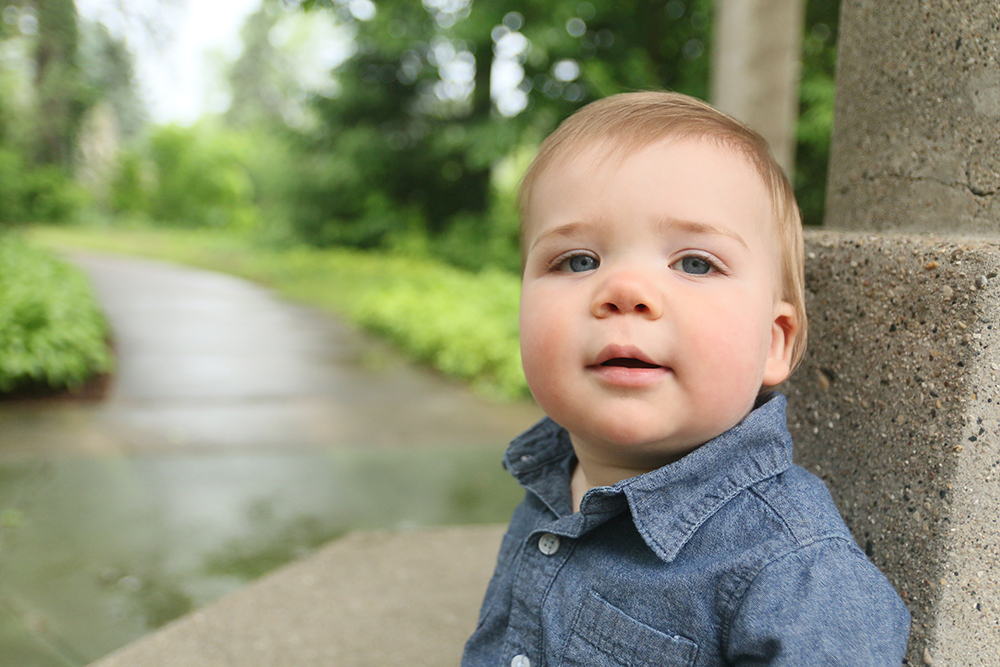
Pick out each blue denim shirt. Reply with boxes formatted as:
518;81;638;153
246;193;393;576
462;393;910;666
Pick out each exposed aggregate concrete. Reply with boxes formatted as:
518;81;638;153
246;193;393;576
786;231;1000;665
826;0;1000;233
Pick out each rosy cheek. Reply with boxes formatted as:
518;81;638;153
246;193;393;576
520;343;562;416
520;296;572;405
520;307;552;374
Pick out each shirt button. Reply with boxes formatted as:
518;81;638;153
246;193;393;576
538;533;560;556
511;655;531;667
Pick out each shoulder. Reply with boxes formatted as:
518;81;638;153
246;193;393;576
746;464;854;544
704;468;911;662
723;536;911;663
686;463;855;569
680;463;893;608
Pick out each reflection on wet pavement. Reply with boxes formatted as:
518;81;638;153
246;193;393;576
0;449;522;665
0;252;541;666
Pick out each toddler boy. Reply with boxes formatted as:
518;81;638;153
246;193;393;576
462;92;910;666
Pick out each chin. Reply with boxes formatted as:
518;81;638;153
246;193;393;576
598;431;696;469
587;418;690;452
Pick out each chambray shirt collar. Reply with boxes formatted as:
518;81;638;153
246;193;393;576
502;392;793;564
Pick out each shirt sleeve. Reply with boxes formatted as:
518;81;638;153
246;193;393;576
725;537;911;666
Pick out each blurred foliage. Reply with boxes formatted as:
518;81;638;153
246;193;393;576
78;20;146;139
20;0;836;248
0;3;134;225
143;124;258;230
0;233;113;393
0;147;90;224
213;0;836;261
104;123;261;231
795;0;839;226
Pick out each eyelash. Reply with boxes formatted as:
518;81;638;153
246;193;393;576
671;251;727;276
549;250;599;273
545;250;728;275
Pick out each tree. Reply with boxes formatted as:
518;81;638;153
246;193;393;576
225;5;286;129
79;20;146;139
32;0;89;167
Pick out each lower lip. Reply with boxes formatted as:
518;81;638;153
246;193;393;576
588;364;670;388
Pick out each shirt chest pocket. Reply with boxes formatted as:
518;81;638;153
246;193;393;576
559;591;699;667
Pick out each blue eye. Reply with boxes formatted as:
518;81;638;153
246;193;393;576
679;256;713;275
561;254;599;272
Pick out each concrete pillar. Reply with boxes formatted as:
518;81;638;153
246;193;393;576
826;0;1000;231
710;0;805;176
810;2;1000;661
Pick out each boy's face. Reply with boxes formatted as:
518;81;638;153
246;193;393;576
519;137;797;475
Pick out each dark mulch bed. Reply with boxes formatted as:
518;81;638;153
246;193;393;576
0;372;113;404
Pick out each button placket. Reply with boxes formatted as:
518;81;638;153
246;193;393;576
502;525;575;665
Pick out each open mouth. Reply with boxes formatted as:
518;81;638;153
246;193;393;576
600;357;661;369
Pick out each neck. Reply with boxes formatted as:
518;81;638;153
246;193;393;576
570;456;655;512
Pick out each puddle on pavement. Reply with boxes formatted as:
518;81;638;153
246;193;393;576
0;447;522;666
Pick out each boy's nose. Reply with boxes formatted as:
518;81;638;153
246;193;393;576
591;271;663;319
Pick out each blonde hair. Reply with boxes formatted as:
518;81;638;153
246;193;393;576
517;91;808;372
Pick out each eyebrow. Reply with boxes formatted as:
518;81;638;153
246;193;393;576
528;218;750;252
527;220;614;252
660;218;750;251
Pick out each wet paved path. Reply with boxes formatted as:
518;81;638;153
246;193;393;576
0;251;540;667
0;252;542;456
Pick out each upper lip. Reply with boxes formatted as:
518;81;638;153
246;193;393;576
591;344;662;368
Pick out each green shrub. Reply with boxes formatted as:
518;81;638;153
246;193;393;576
0;148;27;223
116;124;261;231
342;258;524;398
108;148;152;216
0;234;113;392
0;149;90;224
21;166;92;223
242;246;527;398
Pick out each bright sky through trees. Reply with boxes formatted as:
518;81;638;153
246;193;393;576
76;0;263;123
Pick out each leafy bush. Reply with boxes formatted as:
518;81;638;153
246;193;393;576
108;124;260;231
320;253;524;397
0;149;27;223
0;234;113;392
108;148;152;216
0;149;89;224
227;245;526;398
21;165;92;223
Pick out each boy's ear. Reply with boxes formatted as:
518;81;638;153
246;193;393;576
762;301;798;387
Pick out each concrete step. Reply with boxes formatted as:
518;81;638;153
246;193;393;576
89;525;504;667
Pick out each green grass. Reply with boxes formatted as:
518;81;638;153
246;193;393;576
0;233;113;393
32;226;529;399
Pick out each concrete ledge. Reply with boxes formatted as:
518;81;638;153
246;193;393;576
88;525;504;667
787;231;1000;665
